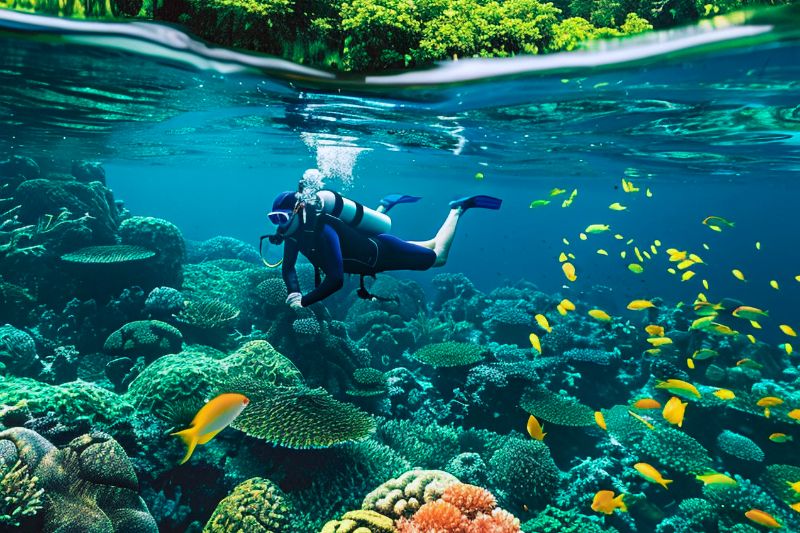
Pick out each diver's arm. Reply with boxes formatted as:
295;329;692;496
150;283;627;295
282;238;301;294
300;225;344;307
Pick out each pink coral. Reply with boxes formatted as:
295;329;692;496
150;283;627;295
468;508;521;533
441;484;496;518
396;500;469;533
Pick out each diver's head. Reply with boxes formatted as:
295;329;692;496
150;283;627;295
268;190;302;236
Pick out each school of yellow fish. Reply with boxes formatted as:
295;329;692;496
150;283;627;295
525;175;799;527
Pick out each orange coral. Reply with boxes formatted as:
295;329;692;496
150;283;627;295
396;500;469;533
468;508;521;532
441;483;497;518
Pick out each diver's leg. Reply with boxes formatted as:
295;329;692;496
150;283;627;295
429;208;462;267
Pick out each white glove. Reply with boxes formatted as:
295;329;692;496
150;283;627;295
286;292;303;310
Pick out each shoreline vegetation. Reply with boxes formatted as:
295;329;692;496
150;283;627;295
0;0;791;71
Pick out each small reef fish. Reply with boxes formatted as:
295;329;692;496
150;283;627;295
591;490;627;514
785;343;793;355
558;252;568;262
662;397;687;427
562;188;578;207
736;358;763;370
647;337;673;347
556;304;567;316
689;253;704;264
529;199;550;208
703;215;735;230
529;333;542;354
745;509;782;529
633;398;661;409
609;202;627;211
702;279;709;290
747;334;757;344
780;324;797;337
681;271;696;282
560;299;576;311
788;481;800;493
579;232;588;241
732;306;769;320
692;349;718;360
676;259;695;270
757;396;783;407
585;224;610;234
710;323;737;336
770;280;780;290
686;358;695;369
549;188;566;196
645;325;665;337
535;314;552;333
628;410;655;430
732;269;746;281
769;433;792;443
712;389;735;400
594;411;607;431
597;249;608;256
588;309;612;322
696;472;737;486
634;463;672;489
628;299;655;310
615;234;625;240
750;320;762;329
792;502;800;513
622;178;639;193
789;409;800;421
646;188;653;197
171;393;250;465
656;379;701;398
562;262;577;282
474;172;485;180
756;241;761;250
526;414;546;440
628;264;644;274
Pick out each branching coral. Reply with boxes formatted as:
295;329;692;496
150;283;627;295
0;460;44;527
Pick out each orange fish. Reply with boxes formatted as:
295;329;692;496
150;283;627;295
594;411;607;431
645;325;665;337
562;262;577;282
171;393;249;464
757;396;783;407
591;490;627;514
634;463;672;489
745;509;782;529
527;414;546;441
789;409;800;421
633;398;661;409
662;397;687;427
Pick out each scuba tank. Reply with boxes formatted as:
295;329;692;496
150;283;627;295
315;190;391;235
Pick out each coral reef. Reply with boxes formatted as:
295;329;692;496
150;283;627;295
203;477;291;532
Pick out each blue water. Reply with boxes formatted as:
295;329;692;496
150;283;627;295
2;6;800;531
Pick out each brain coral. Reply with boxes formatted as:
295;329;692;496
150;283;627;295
203;477;291;533
488;438;560;511
716;430;765;462
320;509;395;533
412;342;486;368
103;320;183;361
362;469;459;519
228;383;376;448
520;387;596;426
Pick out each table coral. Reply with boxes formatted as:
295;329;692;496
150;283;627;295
412;342;487;368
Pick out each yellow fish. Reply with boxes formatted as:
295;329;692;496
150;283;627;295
647;337;673;347
650;244;658;255
695;472;737;485
757;396;783;407
750;320;762;329
633;398;661;409
792;502;800;513
562;189;578;208
615;234;625;240
785;343;793;355
529;200;551;209
703;215;735;229
710;323;737;336
662;396;687;427
550;187;566;196
770;280;779;290
628;299;655;310
747;334;757;344
769;433;792;443
609;203;626;211
732;269;746;281
171;393;250;464
687;358;695;369
712;389;735;400
745;509;782;529
556;304;567;316
756;241;761;250
560;299;576;311
645;325;665;337
594;411;607;431
628;263;644;274
789;409;800;421
655;379;700;398
702;279;709;290
579;233;588;241
562;262;577;282
562;237;570;245
589;309;612;322
667;249;686;261
597;249;608;256
585;224;610;234
732;306;769;320
529;333;542;354
535;314;552;333
634;247;644;263
681;271;696;282
646;188;652;197
621;251;627;259
622;178;639;193
787;480;800;493
780;324;797;337
558;252;568;262
591;490;627;514
644;348;661;355
628;410;655;430
526;414;546;440
634;463;672;489
676;259;695;270
689;253;704;264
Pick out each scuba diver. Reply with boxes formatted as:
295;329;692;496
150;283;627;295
262;187;502;309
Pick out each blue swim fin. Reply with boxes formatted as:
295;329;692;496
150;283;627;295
380;194;422;213
449;195;503;211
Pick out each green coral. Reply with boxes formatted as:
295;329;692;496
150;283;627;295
175;297;241;329
520;387;596;426
222;340;303;386
228;381;375;448
0;460;44;527
0;376;133;424
603;404;649;445
411;341;486;368
521;505;616;533
632;427;712;474
119;216;185;287
60;244;155;263
321;509;395;533
716;430;764;462
347;368;388;397
374;420;461;469
103;320;183;361
203;477;291;533
488;438;560;511
760;464;800;504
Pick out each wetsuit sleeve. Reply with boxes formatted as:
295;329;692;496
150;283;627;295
301;224;344;307
282;238;301;294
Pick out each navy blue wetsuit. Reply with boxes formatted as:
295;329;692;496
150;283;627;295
282;214;436;306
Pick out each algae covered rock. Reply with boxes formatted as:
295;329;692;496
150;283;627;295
103;319;183;361
203;477;291;533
